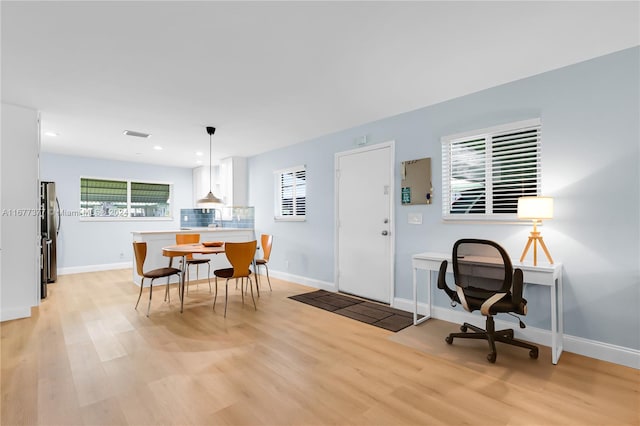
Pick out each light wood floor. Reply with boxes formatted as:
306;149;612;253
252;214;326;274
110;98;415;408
1;269;638;425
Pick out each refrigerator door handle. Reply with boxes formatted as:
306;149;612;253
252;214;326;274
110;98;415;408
46;240;52;281
55;197;61;235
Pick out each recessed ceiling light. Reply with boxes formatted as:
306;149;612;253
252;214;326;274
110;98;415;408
123;130;151;138
44;131;59;137
195;151;203;156
153;145;163;150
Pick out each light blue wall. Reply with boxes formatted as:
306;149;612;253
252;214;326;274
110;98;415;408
248;47;640;349
40;153;193;269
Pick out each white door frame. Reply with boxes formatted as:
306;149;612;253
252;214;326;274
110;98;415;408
334;141;395;304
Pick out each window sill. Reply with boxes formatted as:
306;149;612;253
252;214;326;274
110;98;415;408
442;214;533;225
274;216;306;222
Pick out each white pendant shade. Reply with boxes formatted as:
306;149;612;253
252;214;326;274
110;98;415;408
197;191;223;206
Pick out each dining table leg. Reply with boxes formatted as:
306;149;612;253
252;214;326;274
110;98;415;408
179;255;187;313
167;255;187;312
252;259;260;298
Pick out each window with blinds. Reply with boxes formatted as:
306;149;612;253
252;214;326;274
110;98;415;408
441;119;541;220
275;166;306;221
80;178;171;219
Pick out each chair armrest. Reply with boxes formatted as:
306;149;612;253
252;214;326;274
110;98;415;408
437;260;459;303
512;268;524;305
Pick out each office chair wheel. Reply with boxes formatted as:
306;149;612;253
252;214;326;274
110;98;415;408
445;336;453;344
460;325;468;332
529;348;539;359
487;352;497;363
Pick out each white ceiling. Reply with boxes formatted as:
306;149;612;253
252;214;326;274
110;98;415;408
2;1;638;168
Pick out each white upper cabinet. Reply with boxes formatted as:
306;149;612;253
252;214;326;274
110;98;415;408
193;157;246;207
219;157;247;206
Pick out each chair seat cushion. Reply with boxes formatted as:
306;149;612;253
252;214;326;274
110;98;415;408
187;258;210;265
144;267;181;279
463;287;527;315
214;268;252;279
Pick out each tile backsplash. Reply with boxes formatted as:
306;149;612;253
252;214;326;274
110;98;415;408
180;206;254;229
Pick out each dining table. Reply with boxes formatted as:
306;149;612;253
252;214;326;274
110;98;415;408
162;243;225;313
161;242;260;313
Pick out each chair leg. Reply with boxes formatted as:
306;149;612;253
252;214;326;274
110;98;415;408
164;276;171;302
485;317;498;363
224;279;229;318
264;264;272;291
213;276;218;311
248;276;256;310
147;279;154;317
445;317;537;363
207;263;211;293
135;278;145;310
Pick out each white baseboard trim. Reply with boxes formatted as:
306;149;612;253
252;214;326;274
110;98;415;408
268;269;336;292
59;262;130;276
1;305;32;322
393;297;639;370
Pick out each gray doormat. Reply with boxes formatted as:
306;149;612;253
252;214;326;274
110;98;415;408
288;289;414;332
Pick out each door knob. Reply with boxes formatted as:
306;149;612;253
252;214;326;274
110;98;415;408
381;230;389;236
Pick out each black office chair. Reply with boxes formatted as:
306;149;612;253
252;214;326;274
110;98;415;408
438;239;539;363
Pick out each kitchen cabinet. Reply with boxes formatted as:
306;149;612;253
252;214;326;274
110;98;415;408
193;156;247;207
219;157;247;207
192;164;220;206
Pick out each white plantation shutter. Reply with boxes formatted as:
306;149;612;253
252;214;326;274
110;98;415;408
442;119;541;220
275;166;306;220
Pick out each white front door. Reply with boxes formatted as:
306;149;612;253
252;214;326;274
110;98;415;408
336;142;394;303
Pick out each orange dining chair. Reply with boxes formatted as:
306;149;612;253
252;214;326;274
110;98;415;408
176;233;211;294
133;241;182;316
255;234;273;291
213;240;258;317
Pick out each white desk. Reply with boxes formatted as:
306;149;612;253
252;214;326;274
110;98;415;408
412;252;564;364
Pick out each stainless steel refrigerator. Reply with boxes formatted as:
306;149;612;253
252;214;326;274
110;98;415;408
40;181;60;298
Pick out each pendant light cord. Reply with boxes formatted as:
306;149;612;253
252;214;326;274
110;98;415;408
209;133;213;193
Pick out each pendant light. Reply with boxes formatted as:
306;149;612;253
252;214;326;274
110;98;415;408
197;126;223;206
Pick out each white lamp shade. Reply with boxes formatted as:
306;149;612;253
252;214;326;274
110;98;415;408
517;196;553;220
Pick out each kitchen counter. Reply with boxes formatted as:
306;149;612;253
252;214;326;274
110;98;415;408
133;227;249;235
131;228;255;286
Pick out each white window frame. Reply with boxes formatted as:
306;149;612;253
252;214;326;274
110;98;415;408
274;165;306;222
441;118;542;222
79;176;173;221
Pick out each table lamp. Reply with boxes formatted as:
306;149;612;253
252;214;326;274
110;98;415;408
518;196;554;266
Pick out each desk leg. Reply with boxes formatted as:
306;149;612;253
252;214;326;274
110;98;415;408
550;282;557;364
413;266;430;325
551;275;564;364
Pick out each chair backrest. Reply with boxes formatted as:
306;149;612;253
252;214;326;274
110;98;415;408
225;240;257;279
176;233;200;260
132;241;147;276
453;239;512;293
260;234;273;262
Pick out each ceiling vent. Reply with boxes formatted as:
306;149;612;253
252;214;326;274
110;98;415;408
123;130;151;138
